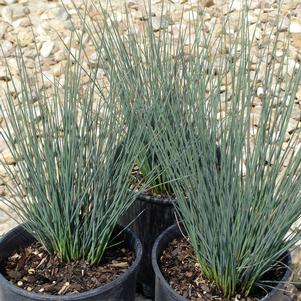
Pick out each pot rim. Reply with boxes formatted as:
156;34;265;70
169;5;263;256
138;192;175;205
0;224;142;300
152;224;292;301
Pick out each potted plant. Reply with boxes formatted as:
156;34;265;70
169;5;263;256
0;44;149;300
148;10;301;301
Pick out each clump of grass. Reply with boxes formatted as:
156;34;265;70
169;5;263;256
71;1;194;197
142;8;301;299
0;41;148;265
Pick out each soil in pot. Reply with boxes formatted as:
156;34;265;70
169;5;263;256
0;225;141;301
3;242;133;295
161;237;289;301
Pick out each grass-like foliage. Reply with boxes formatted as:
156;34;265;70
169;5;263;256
71;1;182;196
139;9;301;299
0;43;146;265
73;1;301;297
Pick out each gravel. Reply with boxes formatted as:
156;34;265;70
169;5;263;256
0;0;301;300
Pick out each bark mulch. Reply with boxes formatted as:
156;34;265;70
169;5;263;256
4;242;133;295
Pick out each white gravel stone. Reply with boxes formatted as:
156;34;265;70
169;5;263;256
17;30;34;47
0;164;8;177
4;0;17;4
40;40;54;58
12;17;31;28
287;119;299;133
257;86;264;98
183;11;198;21
1;6;13;24
89;52;98;67
202;0;214;7
55;7;70;21
0;23;8;39
290;22;301;33
0;40;13;57
0;211;9;223
5;79;22;94
36;25;47;36
54;49;66;62
152;16;170;32
0;149;16;165
228;0;242;11
0;66;10;80
13;7;27;19
278;17;290;32
170;0;187;3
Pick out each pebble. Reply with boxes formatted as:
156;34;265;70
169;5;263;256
0;161;9;177
6;79;22;94
4;0;17;4
55;7;70;21
52;62;64;76
202;0;214;7
12;18;31;28
183;11;198;21
0;23;8;39
40;40;54;58
257;87;264;98
287;119;299;133
251;113;260;126
0;149;16;165
278;17;290;32
36;25;47;37
292;34;301;50
0;66;10;80
228;0;242;11
291;110;301;121
17;30;34;47
170;0;187;3
0;40;14;57
290;22;301;33
1;6;13;24
0;211;9;223
54;49;66;62
13;7;27;19
89;52;98;67
152;16;170;31
0;137;7;153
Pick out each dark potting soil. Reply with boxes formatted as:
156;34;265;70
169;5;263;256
160;238;286;301
3;242;133;295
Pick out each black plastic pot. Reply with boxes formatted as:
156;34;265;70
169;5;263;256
120;193;176;298
152;224;292;301
0;224;142;301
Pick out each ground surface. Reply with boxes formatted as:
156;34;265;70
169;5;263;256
0;0;301;300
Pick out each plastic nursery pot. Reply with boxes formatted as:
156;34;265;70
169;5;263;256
0;224;142;301
120;193;176;298
152;224;292;301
